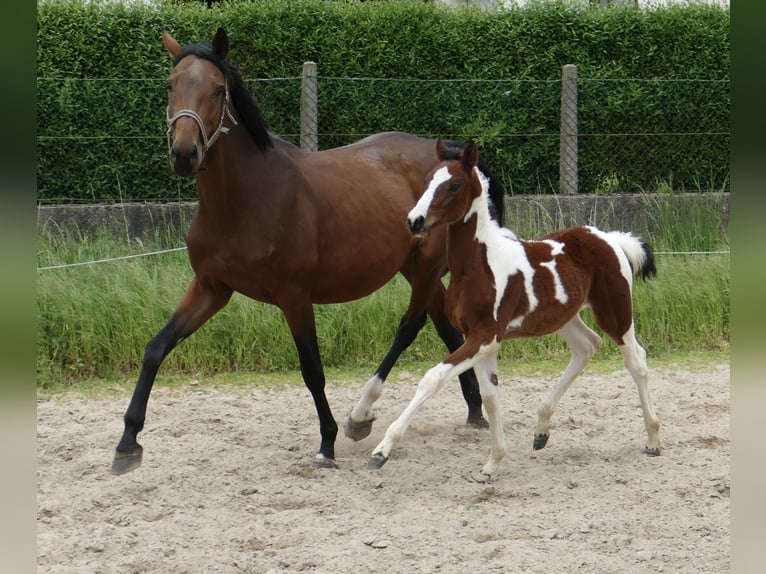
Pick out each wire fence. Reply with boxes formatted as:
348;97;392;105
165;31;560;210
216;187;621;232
36;67;730;203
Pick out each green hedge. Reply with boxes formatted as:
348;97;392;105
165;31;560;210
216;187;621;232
37;0;729;202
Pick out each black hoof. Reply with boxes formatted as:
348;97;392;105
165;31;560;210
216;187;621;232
111;447;143;475
644;446;661;457
313;455;339;469
533;434;549;451
466;413;490;430
344;416;375;442
367;452;388;470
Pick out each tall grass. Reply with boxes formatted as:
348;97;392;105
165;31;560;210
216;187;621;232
37;191;729;389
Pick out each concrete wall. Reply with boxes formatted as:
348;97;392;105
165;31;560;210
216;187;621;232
37;193;729;240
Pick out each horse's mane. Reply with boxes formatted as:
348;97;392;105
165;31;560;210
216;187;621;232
175;43;273;153
439;140;505;226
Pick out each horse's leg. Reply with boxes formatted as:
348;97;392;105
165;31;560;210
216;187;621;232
281;301;339;468
368;336;500;470
426;285;487;429
617;324;661;455
533;315;602;451
111;277;233;475
345;309;428;441
473;353;506;480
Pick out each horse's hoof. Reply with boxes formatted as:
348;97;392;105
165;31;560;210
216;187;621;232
367;452;388;470
111;447;143;475
313;454;339;469
466;412;489;430
644;446;661;457
532;434;549;451
344;416;375;442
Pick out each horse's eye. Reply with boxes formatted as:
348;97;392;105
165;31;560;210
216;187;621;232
213;85;226;97
166;81;173;93
448;182;462;193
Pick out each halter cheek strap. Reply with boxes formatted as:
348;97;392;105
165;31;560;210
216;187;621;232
166;83;238;156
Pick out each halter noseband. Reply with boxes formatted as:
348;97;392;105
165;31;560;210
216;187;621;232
166;81;238;159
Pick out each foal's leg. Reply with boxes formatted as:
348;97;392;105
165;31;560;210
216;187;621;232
473;353;506;480
345;309;428;441
346;273;486;441
533;314;602;450
368;337;500;470
111;277;233;475
281;300;339;468
617;324;661;455
427;286;487;429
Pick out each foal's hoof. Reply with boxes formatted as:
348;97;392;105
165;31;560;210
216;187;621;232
110;447;143;475
344;416;375;442
367;452;389;470
466;412;490;430
644;446;661;457
532;434;549;451
313;454;339;469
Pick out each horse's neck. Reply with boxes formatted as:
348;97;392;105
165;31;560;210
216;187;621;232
448;191;519;274
194;129;273;218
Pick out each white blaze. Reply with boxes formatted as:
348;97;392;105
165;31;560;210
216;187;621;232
408;165;451;225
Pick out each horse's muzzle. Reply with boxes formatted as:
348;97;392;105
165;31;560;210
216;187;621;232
408;215;426;236
169;142;201;177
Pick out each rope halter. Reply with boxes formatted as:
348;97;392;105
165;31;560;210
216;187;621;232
166;82;238;159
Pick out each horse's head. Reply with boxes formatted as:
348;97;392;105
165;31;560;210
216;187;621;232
163;27;236;177
408;139;483;236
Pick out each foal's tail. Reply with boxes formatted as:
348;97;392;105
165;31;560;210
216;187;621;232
610;231;658;281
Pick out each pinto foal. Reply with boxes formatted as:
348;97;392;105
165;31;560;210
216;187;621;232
368;140;661;479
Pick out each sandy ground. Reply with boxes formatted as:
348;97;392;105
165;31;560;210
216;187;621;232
37;361;729;573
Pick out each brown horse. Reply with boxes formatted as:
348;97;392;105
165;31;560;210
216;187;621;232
368;140;661;480
110;28;506;474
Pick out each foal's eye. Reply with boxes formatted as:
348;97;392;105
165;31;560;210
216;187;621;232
448;182;462;193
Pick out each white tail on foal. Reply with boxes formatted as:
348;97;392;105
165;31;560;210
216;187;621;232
367;140;660;479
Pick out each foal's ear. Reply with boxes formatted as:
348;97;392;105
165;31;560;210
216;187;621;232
212;27;229;60
461;140;479;171
434;137;450;161
162;30;182;59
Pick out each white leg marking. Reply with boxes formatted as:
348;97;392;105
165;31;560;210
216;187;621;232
535;315;601;443
349;374;384;423
474;354;506;478
371;340;500;462
618;325;661;453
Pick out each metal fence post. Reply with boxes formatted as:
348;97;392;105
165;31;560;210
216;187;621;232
560;64;578;194
301;61;318;151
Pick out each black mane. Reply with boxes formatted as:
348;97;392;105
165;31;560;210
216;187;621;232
174;43;273;153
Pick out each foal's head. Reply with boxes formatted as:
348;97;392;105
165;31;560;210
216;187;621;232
408;139;483;236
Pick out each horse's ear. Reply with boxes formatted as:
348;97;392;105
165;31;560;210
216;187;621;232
162;30;182;59
212;27;229;60
461;140;479;171
435;137;450;161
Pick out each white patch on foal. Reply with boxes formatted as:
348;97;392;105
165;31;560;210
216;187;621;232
538;239;568;305
467;169;537;323
408;165;451;225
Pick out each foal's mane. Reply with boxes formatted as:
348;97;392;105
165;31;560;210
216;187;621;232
174;43;273;153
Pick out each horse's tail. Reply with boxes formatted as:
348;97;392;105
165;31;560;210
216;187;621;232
609;231;658;282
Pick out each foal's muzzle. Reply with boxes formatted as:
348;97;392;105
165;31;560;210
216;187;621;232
408;215;426;236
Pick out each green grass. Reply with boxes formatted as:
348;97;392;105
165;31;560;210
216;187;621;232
36;190;729;391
